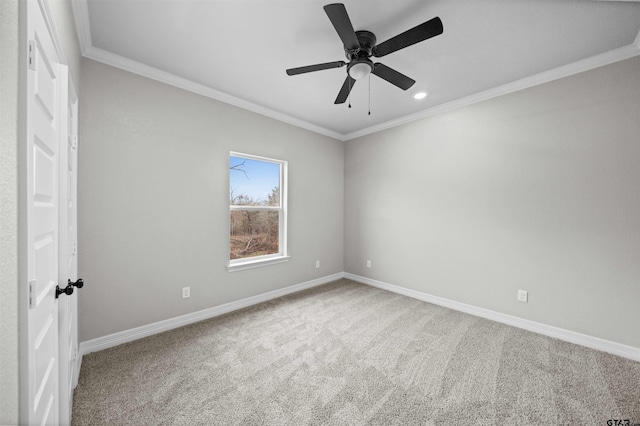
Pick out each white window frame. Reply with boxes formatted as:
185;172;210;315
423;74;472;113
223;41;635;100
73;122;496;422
228;152;289;272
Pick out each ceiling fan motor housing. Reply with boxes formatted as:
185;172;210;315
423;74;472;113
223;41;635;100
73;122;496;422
345;30;377;58
346;30;376;79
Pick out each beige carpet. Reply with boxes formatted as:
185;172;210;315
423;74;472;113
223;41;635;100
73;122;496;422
72;279;640;425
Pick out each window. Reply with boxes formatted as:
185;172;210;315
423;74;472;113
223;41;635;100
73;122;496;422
228;152;288;271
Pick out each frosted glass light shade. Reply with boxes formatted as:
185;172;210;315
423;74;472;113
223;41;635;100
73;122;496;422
349;63;371;80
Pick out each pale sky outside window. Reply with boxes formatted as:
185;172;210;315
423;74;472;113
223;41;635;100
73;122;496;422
230;156;280;204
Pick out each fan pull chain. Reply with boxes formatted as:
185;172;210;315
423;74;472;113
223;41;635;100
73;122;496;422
368;73;371;115
348;77;352;108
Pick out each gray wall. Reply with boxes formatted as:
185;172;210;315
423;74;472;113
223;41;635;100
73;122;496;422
345;57;640;348
1;0;19;423
78;59;344;342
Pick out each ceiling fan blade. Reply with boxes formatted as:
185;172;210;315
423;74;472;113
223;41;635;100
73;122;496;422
372;63;415;90
286;61;346;76
373;17;443;58
324;3;360;52
334;75;357;104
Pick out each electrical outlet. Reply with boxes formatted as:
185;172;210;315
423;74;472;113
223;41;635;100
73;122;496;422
366;260;371;268
517;289;528;302
182;286;190;299
315;260;320;269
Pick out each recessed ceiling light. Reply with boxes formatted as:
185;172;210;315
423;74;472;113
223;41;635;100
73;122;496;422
414;92;428;100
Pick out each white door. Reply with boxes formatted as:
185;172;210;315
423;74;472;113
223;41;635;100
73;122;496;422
22;0;66;424
58;81;79;426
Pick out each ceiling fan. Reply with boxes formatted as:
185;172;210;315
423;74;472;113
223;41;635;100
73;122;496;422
286;3;443;105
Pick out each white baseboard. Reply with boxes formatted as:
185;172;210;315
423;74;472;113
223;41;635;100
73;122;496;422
79;271;639;362
345;273;640;362
79;272;345;356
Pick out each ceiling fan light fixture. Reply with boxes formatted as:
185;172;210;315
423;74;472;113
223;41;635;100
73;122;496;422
414;91;428;100
348;62;372;80
286;4;444;107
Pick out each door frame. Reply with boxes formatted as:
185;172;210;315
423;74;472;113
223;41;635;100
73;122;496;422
57;75;80;426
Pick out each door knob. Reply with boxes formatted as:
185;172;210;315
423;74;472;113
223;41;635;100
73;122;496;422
69;278;84;289
55;283;74;298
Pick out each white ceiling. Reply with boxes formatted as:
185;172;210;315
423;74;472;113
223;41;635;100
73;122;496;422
73;0;640;140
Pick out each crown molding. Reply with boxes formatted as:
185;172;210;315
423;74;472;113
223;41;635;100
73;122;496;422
344;41;640;140
71;0;640;142
83;46;346;141
70;0;91;55
70;0;345;140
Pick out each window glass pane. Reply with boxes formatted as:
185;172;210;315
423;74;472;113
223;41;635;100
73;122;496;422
230;156;280;207
230;210;279;259
229;152;286;267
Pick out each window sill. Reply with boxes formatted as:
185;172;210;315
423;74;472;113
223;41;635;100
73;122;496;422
227;256;290;272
